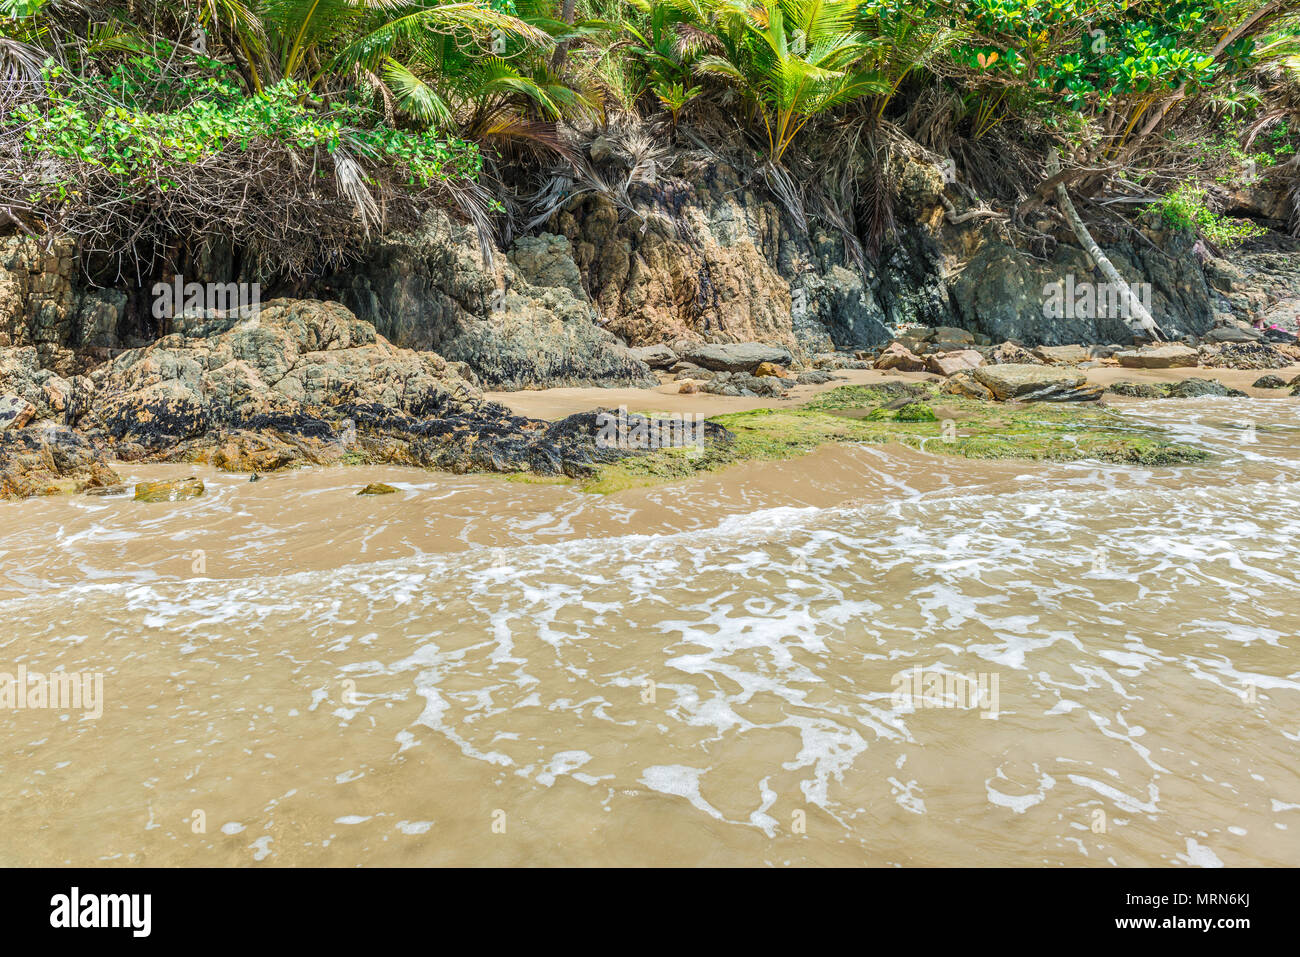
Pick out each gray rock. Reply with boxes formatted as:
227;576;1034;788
677;341;794;373
1252;374;1287;389
1168;378;1245;398
1108;378;1245;399
628;344;679;369
1117;344;1200;369
331;211;655;390
702;371;792;398
796;370;837;385
926;326;975;344
950;231;1216;345
1034;344;1090;365
1204;325;1261;344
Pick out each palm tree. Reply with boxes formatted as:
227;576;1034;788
371;3;597;154
254;0;550;93
693;0;887;163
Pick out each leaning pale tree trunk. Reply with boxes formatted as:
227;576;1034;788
1046;153;1162;341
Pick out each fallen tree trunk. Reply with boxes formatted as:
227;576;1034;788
1046;153;1162;341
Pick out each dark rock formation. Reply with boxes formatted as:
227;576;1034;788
327;211;656;391
59;298;730;480
949;226;1216;345
1107;379;1246;398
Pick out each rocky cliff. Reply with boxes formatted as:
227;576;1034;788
2;145;1297;394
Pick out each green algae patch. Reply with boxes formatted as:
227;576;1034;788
502;473;574;487
580;384;1208;493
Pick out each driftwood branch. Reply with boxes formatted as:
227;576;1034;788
940;193;1007;224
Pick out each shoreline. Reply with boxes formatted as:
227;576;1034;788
6;361;1296;503
486;364;1300;420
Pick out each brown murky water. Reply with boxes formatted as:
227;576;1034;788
1;396;1299;866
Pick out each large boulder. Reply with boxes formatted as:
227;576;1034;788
1116;344;1200;369
627;343;678;369
1033;344;1090;365
949;227;1217;345
926;326;975;344
925;350;984;376
987;342;1043;365
1204;325;1261;344
675;341;794;373
941;371;994;400
875;341;927;372
84;299;482;459
973;363;1098;401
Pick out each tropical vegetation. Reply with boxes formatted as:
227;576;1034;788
3;0;1299;282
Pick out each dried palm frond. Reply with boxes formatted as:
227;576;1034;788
860;136;895;262
521;114;673;234
761;161;808;235
331;144;381;235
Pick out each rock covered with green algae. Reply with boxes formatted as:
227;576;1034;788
582;382;1208;493
134;477;204;502
1107;378;1246;398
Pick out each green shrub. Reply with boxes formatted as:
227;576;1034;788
1156;184;1266;248
15;64;483;190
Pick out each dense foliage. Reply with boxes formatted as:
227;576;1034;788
3;0;1299;278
